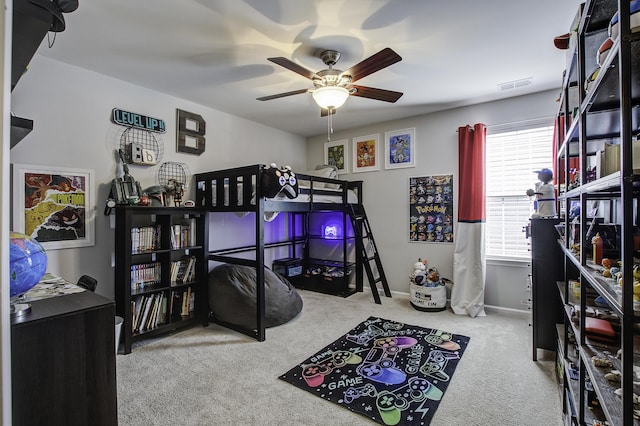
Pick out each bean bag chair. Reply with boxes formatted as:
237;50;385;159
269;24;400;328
208;264;303;329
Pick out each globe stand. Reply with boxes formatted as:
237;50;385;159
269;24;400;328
10;302;31;317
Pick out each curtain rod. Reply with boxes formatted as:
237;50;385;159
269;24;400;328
455;116;554;133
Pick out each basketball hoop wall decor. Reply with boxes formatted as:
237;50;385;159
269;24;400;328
111;108;166;166
176;109;206;155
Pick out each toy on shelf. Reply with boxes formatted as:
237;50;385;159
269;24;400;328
526;168;556;218
608;0;640;41
592;232;604;265
601;258;613;278
104;149;143;215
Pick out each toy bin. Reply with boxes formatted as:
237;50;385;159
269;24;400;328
272;258;303;278
409;283;447;312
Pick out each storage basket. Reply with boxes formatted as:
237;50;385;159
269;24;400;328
409;283;447;312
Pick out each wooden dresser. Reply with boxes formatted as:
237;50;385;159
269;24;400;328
11;290;117;425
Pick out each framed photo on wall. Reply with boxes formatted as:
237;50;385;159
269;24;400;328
12;164;95;250
385;127;416;169
352;134;380;173
324;139;349;174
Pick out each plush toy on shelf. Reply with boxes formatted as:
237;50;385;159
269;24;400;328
526;168;557;218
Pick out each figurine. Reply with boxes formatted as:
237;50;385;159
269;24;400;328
526;168;556;218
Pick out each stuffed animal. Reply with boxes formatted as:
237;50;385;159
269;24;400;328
260;163;298;199
426;267;440;284
410;258;427;285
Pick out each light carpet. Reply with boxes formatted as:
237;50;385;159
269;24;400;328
116;290;562;425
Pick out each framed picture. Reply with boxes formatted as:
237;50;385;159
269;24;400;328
324;139;348;174
12;164;95;250
385;127;416;169
352;134;380;173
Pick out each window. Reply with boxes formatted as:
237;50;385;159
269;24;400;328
486;119;554;260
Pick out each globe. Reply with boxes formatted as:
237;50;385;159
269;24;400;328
9;232;47;299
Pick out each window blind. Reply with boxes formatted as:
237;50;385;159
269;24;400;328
485;120;554;259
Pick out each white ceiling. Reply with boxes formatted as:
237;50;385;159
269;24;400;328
33;0;583;137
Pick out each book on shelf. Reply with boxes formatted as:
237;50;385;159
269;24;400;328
131;261;161;291
189;290;195;313
145;294;160;332
138;295;154;333
189;218;197;247
170;291;183;321
132;293;168;334
181;287;192;317
160;294;168;324
131;225;160;253
170;256;196;285
183;256;196;283
170;220;197;249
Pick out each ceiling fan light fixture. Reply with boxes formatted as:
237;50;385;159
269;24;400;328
312;86;349;109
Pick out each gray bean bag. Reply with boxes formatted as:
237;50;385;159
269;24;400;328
208;264;303;329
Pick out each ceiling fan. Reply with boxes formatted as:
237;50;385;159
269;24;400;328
256;48;403;114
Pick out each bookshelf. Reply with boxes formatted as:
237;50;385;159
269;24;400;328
115;206;208;354
554;1;639;424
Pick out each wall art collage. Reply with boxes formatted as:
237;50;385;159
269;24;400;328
324;128;416;174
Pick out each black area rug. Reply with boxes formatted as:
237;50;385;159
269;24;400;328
280;316;470;425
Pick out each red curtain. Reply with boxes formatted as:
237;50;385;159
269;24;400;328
552;115;563;182
553;115;578;193
457;123;486;222
451;123;487;317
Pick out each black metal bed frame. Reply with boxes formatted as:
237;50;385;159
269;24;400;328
194;164;364;341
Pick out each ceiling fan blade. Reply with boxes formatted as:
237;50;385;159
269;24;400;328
256;88;310;101
268;57;319;80
349;85;403;103
341;48;402;82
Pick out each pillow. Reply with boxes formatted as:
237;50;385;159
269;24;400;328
311;164;339;189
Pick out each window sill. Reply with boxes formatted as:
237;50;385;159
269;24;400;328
486;256;530;267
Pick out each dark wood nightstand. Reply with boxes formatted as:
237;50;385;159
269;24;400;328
11;290;117;425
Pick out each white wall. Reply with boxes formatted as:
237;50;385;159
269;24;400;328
10;53;556;311
306;90;558;310
10;55;305;300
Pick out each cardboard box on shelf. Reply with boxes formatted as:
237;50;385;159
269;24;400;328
603;143;620;176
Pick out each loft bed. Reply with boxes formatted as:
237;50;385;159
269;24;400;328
195;163;363;213
194;164;371;342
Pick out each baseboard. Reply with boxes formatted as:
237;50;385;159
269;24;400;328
484;304;530;319
360;288;530;319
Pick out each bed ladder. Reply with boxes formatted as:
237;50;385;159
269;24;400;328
348;204;391;304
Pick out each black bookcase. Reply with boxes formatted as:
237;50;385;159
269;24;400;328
554;1;639;424
114;206;208;354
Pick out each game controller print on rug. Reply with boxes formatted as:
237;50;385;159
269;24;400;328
279;316;470;425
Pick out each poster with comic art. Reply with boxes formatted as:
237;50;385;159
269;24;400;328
13;164;95;250
409;175;454;243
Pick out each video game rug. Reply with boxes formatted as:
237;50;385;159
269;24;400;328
279;316;470;425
